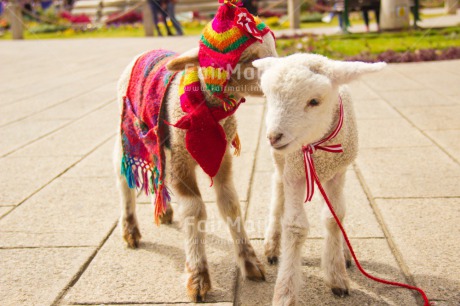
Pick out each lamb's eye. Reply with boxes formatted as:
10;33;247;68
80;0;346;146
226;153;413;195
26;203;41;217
308;99;320;107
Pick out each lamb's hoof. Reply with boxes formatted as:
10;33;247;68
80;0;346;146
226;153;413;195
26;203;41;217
346;259;352;269
331;287;349;297
267;256;278;265
123;226;141;248
264;233;280;266
122;216;141;249
186;268;211;302
244;258;266;281
160;206;174;224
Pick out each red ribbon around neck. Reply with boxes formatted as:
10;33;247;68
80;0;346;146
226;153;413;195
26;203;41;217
302;96;344;202
301;96;431;305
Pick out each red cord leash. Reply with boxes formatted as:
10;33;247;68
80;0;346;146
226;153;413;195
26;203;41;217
302;97;431;306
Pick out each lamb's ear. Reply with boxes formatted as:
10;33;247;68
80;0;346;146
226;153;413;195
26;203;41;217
328;60;387;85
252;57;280;73
166;48;199;71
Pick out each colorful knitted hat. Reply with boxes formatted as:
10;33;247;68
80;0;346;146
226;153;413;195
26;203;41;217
199;0;272;108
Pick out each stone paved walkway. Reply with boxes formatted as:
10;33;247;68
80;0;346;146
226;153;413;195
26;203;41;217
0;37;459;306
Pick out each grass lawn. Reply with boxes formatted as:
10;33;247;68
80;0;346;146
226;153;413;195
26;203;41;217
276;27;460;59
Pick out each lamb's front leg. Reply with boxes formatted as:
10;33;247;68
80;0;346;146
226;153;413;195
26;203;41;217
273;176;308;306
214;151;265;281
171;159;211;302
264;153;285;265
321;171;350;297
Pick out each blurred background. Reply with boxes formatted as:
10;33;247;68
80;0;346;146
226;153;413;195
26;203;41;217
1;0;459;62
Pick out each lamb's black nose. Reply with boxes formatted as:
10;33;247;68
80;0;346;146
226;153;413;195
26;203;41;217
268;133;283;146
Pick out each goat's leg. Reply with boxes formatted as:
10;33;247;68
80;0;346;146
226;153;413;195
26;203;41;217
273;176;308;306
114;136;141;248
321;171;350;297
214;150;265;281
159;202;174;224
171;157;210;302
264;154;285;265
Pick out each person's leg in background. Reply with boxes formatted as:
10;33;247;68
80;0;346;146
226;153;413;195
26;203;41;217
160;0;173;36
374;4;381;32
362;7;370;32
148;0;162;36
335;1;347;33
167;0;183;36
338;10;345;32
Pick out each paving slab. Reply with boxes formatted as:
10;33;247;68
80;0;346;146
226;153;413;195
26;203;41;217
26;82;117;121
1;37;190;79
347;82;381;100
63;204;238;305
0;155;78;206
10;103;117;157
353;98;401;120
0;50;131;93
0;247;95;306
0;118;70;157
378;89;460;108
403;71;460;97
388;61;440;75
0;68;118;108
356;146;460;198
362;68;424;92
63;137;117;178
237;239;417;305
396;105;460;131
376;198;460;303
357;118;433;149
0;63;114;98
424;129;460;163
246;169;384;239
0;177;119;247
425;59;460;77
0;206;13;217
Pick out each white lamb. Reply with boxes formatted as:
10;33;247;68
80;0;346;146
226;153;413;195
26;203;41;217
252;53;385;306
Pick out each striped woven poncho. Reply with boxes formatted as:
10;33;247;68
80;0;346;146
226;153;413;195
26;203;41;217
121;50;178;224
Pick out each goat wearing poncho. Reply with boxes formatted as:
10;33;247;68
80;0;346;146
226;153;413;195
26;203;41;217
120;0;272;224
116;0;277;300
